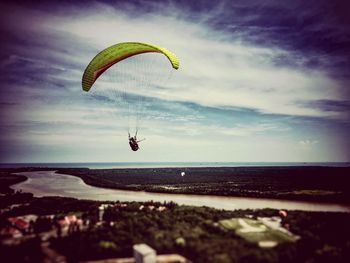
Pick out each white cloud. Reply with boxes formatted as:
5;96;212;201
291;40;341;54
3;1;346;119
298;139;318;147
1;1;349;162
32;2;344;119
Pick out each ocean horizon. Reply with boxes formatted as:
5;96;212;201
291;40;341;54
1;162;349;169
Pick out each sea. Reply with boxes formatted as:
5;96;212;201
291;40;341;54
0;162;349;169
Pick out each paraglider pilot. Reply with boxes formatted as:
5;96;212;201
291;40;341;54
128;132;145;151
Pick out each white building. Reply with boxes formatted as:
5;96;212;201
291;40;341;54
133;244;157;263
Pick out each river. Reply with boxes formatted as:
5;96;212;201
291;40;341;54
12;171;350;212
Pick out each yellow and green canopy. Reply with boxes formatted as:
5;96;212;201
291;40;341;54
82;42;179;92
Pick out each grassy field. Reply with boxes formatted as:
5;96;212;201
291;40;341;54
219;218;298;247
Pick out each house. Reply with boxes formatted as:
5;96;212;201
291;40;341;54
133;244;156;263
81;243;189;263
157;206;166;212
8;217;30;232
0;226;22;239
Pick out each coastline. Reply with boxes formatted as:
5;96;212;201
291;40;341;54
2;165;349;204
0;170;28;194
1;162;349;169
9;170;350;212
54;166;350;204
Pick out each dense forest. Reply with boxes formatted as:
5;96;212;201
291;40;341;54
1;195;350;262
56;166;350;203
1;170;350;262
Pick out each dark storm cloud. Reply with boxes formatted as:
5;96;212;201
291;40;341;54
303;100;350;114
2;0;349;82
142;0;340;81
0;27;90;72
210;0;350;77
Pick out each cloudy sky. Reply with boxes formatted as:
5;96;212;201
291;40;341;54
0;0;349;163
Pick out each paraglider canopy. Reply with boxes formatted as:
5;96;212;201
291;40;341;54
82;42;179;92
81;42;179;152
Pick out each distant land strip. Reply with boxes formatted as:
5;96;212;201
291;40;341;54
1;166;349;204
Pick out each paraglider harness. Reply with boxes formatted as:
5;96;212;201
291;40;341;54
128;131;145;151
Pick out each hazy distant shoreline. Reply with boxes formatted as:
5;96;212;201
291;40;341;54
1;162;349;169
